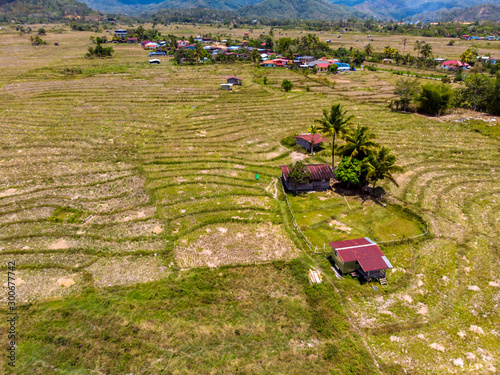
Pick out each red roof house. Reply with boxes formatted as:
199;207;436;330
294;133;327;152
440;60;470;70
330;237;393;279
280;164;334;193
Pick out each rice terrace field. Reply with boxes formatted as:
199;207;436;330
0;24;499;374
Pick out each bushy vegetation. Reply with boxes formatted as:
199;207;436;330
418;83;453;116
392;74;500;116
454;73;500;115
287;161;311;184
281;79;293;92
30;35;47;46
85;37;114;58
334;157;364;188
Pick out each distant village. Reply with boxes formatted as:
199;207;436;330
110;28;498;72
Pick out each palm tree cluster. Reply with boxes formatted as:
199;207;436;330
315;104;403;191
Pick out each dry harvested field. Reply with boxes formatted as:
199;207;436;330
0;25;498;374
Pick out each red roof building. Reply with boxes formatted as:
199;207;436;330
441;60;470;70
330;237;393;279
295;133;327;144
280;164;334;193
294;133;327;152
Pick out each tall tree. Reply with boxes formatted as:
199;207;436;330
419;83;453;116
460;47;478;64
337;124;378;161
306;124;318;154
315;104;354;170
393;78;420;111
420;43;432;59
383;46;398;58
363;146;403;189
414;40;423;59
364;43;373;57
250;49;260;66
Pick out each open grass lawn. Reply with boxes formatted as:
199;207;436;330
9;260;377;374
0;25;499;374
289;191;426;248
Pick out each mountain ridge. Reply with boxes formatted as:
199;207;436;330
238;0;368;20
5;0;500;21
0;0;95;20
414;3;500;22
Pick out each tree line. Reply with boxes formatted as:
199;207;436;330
392;73;500;116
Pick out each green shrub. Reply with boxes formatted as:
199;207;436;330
281;79;293;92
280;135;297;148
287;161;310;184
418;83;453;116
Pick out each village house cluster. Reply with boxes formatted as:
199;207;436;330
115;29;498;72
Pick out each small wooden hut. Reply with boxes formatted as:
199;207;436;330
329;237;392;282
226;76;242;85
280;164;334;193
294;133;327;152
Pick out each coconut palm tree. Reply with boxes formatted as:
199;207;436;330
414;40;423;59
364;43;373;57
362;146;404;189
307;124;318;154
420;43;433;59
337;124;378;161
315;104;354;169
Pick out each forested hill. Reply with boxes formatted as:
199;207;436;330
0;0;96;21
346;0;500;20
4;0;500;22
79;0;261;13
238;0;368;20
414;3;500;22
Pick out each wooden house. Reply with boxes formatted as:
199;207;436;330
294;133;327;152
329;238;393;281
226;76;242;85
114;29;128;40
280;164;334;193
440;60;470;71
299;56;315;64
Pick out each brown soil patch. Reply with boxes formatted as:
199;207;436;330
175;223;299;269
57;277;75;288
290;151;307;162
48;239;70;250
87;257;169;287
330;219;352;232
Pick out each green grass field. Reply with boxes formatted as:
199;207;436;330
0;25;499;374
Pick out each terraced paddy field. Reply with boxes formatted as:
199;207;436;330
0;28;499;374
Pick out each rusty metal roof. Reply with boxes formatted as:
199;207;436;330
329;237;392;272
280;164;334;181
294;133;327;145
